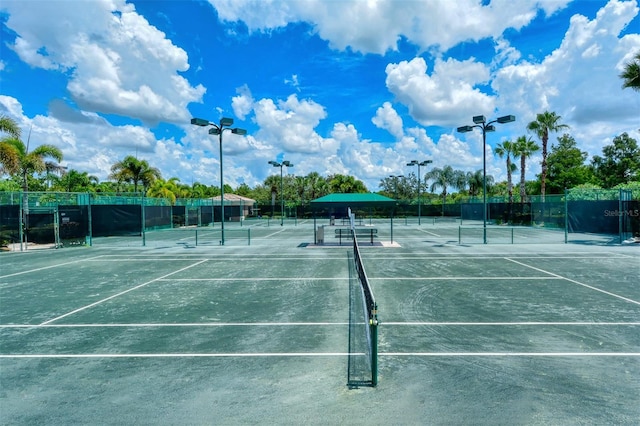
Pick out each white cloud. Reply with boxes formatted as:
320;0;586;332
231;85;254;120
252;94;334;154
385;57;495;127
372;102;404;140
208;0;571;54
3;0;205;124
492;0;640;161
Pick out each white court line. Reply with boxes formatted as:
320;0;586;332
380;352;640;357
0;255;105;280
368;276;563;281
2;352;638;359
382;322;640;326
39;259;208;326
1;322;348;328
262;228;288;239
157;278;340;282
0;353;351;359
417;229;441;237
88;256;345;262
505;257;640;306
359;255;632;260
2;322;636;328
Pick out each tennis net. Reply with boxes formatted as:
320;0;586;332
347;219;379;388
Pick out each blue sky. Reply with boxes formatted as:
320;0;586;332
1;0;639;191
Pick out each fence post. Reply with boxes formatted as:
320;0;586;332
564;188;568;244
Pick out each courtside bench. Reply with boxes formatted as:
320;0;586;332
335;227;377;244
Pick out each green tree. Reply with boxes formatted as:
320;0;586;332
591;133;640;188
465;170;483;198
425;165;462;214
512;136;539;203
147;178;178;204
57;169;99;192
327;174;368;193
304;172;329;200
620;51;640;92
494;140;518;204
527;111;569;198
545;134;592;193
0;116;22;176
1;136;63;193
109;155;162;193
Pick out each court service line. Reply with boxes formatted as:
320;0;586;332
417;229;441;237
39;259;209;326
368;276;563;281
382;322;640;326
0;353;350;359
2;352;639;359
380;352;640;357
0;255;106;280
88;256;345;262
505;257;640;306
1;322;349;328
157;277;341;282
262;228;288;239
2;321;636;328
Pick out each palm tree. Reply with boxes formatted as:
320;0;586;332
466;170;483;198
109;155;161;193
512;136;540;203
57;169;99;192
494;140;518;204
620;51;640;92
426;165;460;215
147;178;178;204
0;116;22;175
0;136;64;193
527;111;569;199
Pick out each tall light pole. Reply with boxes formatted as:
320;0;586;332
407;160;432;225
268;160;293;226
457;114;515;244
191;117;247;245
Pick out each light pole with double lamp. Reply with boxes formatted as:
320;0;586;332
268;160;293;226
406;160;432;225
457;114;515;244
191;117;247;245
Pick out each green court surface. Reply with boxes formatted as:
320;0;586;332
1;220;639;425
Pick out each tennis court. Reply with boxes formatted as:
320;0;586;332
1;219;638;424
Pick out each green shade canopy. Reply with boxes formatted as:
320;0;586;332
310;193;396;210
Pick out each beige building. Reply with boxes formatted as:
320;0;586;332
211;194;257;221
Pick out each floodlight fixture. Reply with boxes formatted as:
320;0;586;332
220;117;234;127
191;118;210;126
473;115;486;124
457;125;473;133
497;115;516;124
485;125;496;132
209;128;221;135
232;128;247;135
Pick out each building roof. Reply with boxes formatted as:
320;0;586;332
211;194;256;204
310;193;396;208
